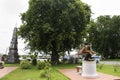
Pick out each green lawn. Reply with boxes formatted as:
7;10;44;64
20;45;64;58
97;64;120;77
0;64;78;80
53;64;79;69
0;65;69;80
4;63;20;67
1;63;120;80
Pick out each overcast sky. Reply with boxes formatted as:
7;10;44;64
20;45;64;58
0;0;120;55
0;0;29;54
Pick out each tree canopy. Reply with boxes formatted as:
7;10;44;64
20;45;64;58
86;15;120;59
18;0;91;64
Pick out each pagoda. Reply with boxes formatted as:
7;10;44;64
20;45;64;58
6;27;19;63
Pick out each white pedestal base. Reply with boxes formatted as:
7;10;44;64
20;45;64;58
82;61;98;78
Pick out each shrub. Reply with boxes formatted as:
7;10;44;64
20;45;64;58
20;60;31;69
37;61;46;70
40;62;52;80
37;61;51;70
40;67;52;80
32;58;37;66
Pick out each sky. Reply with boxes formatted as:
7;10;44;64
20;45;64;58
0;0;29;54
0;0;120;55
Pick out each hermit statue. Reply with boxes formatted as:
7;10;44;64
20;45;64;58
79;43;95;61
6;27;19;63
78;43;98;78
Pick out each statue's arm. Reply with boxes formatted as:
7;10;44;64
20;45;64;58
79;47;87;54
86;50;95;55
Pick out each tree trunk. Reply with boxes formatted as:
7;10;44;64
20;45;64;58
51;50;59;65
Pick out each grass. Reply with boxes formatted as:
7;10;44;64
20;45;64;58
0;67;41;80
97;64;120;77
0;67;69;80
1;63;120;80
4;63;20;67
0;63;78;80
53;63;79;69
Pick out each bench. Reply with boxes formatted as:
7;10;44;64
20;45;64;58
76;66;82;74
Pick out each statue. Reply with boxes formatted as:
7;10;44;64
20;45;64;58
78;43;98;78
78;43;95;61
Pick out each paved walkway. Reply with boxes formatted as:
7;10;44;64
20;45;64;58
0;67;17;78
59;69;120;80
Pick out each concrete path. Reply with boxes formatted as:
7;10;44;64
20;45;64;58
0;67;17;78
59;69;120;80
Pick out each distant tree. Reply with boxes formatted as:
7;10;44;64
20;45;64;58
1;54;7;61
18;0;91;64
87;15;120;59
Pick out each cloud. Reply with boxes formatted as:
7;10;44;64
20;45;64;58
0;0;28;15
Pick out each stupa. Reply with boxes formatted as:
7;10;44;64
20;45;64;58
6;27;19;63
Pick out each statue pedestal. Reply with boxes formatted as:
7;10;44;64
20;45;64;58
82;61;98;78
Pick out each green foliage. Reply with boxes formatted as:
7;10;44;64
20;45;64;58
1;54;7;61
86;15;120;59
31;58;37;66
18;0;91;64
37;61;46;70
22;55;27;59
20;60;31;69
38;61;52;80
29;52;38;66
40;62;52;80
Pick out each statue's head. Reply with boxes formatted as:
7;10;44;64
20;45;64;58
84;42;89;45
86;45;91;50
84;42;91;50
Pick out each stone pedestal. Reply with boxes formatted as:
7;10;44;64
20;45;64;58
82;61;98;78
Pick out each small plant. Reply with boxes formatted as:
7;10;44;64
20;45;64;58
37;61;46;70
40;62;52;80
20;60;31;69
97;63;104;70
113;64;120;72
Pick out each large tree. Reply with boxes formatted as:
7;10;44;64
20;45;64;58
87;15;120;59
18;0;91;64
